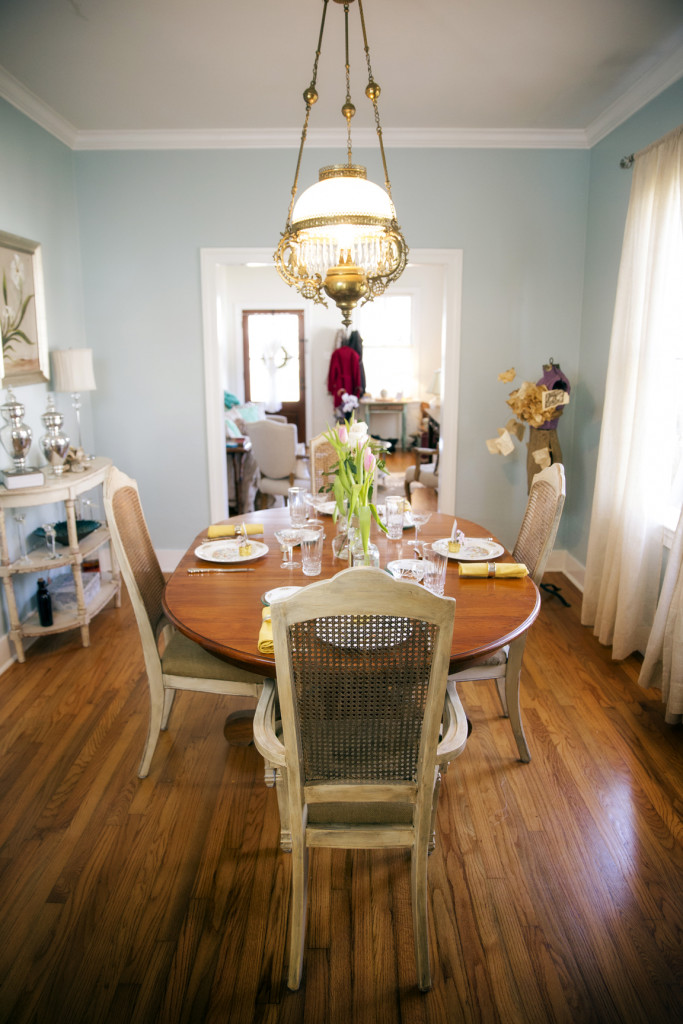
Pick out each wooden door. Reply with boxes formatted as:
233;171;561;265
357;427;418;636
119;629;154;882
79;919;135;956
242;310;306;441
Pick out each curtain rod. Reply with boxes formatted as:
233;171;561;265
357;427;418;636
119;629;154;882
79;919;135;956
620;154;634;169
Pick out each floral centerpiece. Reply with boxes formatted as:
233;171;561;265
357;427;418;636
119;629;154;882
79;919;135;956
322;416;387;561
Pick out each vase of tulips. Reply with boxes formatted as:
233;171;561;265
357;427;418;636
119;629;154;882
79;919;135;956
323;416;387;565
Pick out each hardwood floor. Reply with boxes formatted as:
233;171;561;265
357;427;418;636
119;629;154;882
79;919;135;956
0;572;681;1024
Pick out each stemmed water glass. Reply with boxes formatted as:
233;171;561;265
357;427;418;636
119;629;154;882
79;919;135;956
274;527;301;569
412;510;432;547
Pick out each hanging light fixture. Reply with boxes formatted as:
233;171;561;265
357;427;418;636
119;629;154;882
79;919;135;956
274;0;408;327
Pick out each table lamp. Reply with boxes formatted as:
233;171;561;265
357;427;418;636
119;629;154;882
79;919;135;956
51;348;97;455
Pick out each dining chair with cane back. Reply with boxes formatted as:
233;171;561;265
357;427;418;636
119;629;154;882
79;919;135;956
103;467;265;778
307;430;338;498
252;566;469;991
243;419;310;510
448;462;566;762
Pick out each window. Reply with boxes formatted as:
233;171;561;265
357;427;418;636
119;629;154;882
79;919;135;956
354;294;414;398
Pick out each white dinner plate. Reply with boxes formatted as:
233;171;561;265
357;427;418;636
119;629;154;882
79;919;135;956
433;537;505;561
318;500;338;515
387;559;425;581
194;539;269;564
262;586;303;605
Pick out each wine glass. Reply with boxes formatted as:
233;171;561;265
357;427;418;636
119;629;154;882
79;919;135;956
274;528;301;569
412;510;432;548
12;510;30;564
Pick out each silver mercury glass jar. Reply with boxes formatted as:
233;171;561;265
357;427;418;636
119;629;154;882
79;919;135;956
39;396;70;475
0;389;33;473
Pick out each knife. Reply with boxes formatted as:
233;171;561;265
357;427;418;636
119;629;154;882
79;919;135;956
187;567;256;574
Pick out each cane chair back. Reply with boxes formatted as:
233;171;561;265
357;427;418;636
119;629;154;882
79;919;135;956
103;467;263;778
253;566;468;991
448;462;566;762
308;431;338;498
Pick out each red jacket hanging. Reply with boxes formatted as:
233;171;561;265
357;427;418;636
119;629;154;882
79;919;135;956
327;346;361;409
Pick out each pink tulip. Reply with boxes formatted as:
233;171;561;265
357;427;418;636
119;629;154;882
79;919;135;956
363;447;376;473
337;423;348;444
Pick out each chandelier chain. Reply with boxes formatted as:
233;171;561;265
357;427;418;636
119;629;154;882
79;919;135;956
344;3;353;164
287;0;331;226
357;0;393;201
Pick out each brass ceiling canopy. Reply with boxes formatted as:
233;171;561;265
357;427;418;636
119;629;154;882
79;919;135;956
273;0;408;327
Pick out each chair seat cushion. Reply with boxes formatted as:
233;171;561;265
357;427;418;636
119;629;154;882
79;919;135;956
162;629;263;683
449;645;509;681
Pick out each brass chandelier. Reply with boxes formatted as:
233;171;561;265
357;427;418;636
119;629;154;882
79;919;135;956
274;0;408;327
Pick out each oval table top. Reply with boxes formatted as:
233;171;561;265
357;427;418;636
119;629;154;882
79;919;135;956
162;507;540;676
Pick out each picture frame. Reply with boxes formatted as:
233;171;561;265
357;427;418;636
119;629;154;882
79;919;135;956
0;230;49;387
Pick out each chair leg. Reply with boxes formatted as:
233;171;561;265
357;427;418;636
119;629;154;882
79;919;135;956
428;770;442;854
503;640;531;762
287;825;309;990
161;688;175;729
138;687;165;779
411;838;432;991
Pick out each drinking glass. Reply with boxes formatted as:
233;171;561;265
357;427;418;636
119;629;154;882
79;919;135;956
288;486;307;528
385;495;405;540
412;509;432;546
300;522;325;576
422;545;447;596
275;527;301;569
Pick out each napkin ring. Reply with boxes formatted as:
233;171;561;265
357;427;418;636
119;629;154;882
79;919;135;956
487;563;496;577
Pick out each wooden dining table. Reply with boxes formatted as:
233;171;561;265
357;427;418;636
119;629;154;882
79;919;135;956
162;507;540;676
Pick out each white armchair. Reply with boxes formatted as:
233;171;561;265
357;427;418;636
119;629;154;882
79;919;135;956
243;419;309;509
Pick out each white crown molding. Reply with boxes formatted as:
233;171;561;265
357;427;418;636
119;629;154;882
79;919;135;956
70;125;590;151
1;46;680;153
585;37;683;147
0;66;77;148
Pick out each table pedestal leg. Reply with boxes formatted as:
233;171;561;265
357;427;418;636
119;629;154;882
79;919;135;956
223;708;256;746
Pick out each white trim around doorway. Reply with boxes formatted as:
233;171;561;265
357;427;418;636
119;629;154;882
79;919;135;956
200;247;462;522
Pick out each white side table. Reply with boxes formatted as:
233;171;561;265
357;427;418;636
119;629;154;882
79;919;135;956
0;456;121;662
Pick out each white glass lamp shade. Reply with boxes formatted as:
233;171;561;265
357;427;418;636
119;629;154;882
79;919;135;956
51;348;97;393
291;165;397;278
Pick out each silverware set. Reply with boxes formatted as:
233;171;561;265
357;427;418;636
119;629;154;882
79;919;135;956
187;567;255;574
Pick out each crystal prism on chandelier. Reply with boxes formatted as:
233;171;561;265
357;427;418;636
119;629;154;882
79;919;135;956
274;0;408;327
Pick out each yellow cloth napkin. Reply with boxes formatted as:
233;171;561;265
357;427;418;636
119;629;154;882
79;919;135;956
207;523;264;538
458;562;529;578
258;607;274;654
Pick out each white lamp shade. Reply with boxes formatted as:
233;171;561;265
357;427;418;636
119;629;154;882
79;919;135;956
51;348;97;393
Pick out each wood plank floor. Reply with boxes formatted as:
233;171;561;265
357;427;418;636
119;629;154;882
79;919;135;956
0;571;681;1024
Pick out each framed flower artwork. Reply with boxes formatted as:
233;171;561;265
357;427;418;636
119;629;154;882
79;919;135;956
0;230;49;387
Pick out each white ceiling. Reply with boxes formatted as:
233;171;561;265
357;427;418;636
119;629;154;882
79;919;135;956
0;0;682;150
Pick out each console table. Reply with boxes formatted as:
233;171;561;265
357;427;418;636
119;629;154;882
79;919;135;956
0;456;121;662
359;398;408;450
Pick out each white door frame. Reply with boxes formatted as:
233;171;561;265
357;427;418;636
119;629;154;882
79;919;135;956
200;247;462;521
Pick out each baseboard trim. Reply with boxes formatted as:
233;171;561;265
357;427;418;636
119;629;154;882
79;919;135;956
0;631;16;674
547;549;585;592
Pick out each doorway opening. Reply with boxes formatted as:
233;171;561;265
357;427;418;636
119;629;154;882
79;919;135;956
200;248;462;523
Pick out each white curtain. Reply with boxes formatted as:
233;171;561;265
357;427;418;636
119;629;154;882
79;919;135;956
639;507;683;723
581;124;683;660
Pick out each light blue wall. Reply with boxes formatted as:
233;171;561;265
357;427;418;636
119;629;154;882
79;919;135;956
72;144;589;550
1;78;682;563
569;78;683;564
